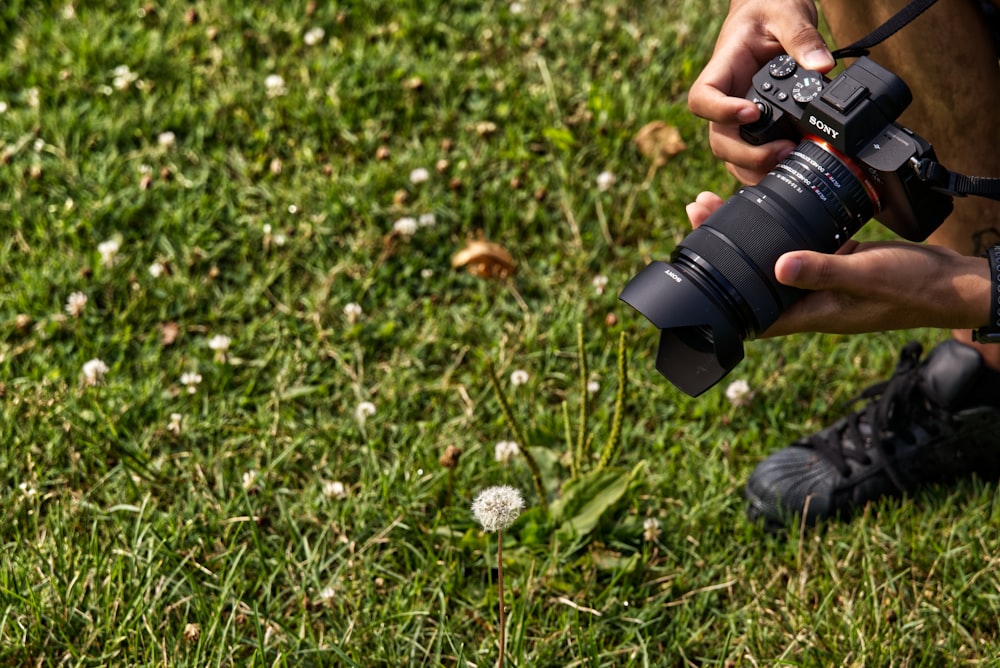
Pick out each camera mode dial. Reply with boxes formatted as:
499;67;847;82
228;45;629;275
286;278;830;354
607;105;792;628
768;55;797;79
792;76;824;103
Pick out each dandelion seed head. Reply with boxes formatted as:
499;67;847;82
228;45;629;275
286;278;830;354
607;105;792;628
725;379;753;407
355;401;376;422
409;167;430;184
318;586;336;602
472;485;525;532
157;131;176;147
417;212;436;227
265;74;287;97
586;380;600;394
393;216;418;238
596;170;616;192
82;358;109;386
509;369;529;386
148;262;165;278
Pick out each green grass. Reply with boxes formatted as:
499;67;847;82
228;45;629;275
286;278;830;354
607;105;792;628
2;1;999;666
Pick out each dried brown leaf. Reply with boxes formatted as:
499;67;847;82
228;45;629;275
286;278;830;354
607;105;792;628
634;121;686;166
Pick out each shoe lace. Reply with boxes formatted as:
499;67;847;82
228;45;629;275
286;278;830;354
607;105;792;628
811;342;933;482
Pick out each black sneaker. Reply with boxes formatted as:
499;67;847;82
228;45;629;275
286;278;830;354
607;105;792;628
745;340;1000;528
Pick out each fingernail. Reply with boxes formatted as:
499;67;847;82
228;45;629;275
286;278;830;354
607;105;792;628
780;257;802;283
801;48;834;71
736;106;759;124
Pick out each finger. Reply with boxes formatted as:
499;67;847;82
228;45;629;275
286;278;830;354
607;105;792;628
765;14;834;73
685;192;725;228
687;41;765;123
709;123;795;183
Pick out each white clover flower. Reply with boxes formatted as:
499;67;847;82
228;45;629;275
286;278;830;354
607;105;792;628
643;517;661;542
304;27;325;46
180;371;203;394
167;412;183;435
112;65;137;91
409;167;430;184
494;440;521;464
596;170;616;192
472;485;525;532
148;262;165;278
393;216;418;238
317;586;336;602
586;380;600;394
157;131;176;147
323;480;347;499
242;469;258;490
82;358;109;386
592;274;609;295
420;268;434;279
510;2;525;14
417;212;436;227
355;401;376;422
98;238;120;267
344;302;363;323
725;379;753;407
65;291;88;317
208;334;231;352
18;482;37;498
509;369;529;386
265;74;287;97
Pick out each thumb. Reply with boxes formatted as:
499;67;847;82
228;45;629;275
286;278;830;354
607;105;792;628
774;250;844;289
769;16;835;72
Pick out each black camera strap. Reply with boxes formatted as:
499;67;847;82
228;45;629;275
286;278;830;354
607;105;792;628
830;0;939;60
830;0;1000;201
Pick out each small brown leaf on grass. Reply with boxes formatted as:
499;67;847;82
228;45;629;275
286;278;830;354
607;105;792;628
634;121;686;166
452;238;516;279
161;321;180;346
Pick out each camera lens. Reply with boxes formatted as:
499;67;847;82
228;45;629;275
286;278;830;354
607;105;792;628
620;137;877;396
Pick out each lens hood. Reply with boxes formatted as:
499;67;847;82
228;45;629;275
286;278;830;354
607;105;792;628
620;261;745;396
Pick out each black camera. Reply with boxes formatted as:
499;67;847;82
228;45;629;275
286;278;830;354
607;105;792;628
620;55;954;397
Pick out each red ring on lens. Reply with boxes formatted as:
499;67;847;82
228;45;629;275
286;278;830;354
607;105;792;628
803;134;882;212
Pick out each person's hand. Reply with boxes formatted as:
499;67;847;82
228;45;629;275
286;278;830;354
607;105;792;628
685;191;991;336
687;0;835;184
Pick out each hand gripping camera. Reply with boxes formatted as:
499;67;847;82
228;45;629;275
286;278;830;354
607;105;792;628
620;55;954;397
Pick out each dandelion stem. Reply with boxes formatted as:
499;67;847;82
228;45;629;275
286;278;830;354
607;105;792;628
497;530;505;668
596;331;627;472
575;324;588;477
486;360;547;511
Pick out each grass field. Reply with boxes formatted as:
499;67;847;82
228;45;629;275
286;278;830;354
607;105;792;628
3;1;1000;666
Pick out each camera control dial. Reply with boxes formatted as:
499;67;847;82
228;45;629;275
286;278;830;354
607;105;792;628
792;76;824;103
768;55;797;79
